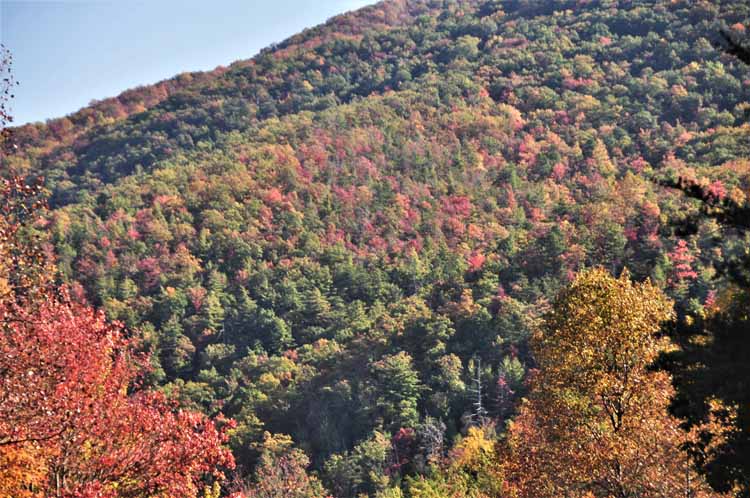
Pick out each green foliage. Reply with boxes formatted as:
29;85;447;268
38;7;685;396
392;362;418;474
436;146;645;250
6;0;750;494
236;432;328;498
369;352;422;432
323;431;393;498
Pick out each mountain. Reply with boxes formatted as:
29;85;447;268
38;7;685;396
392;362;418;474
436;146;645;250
3;0;750;496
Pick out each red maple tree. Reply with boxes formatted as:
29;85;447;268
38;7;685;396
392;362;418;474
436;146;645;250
0;176;234;497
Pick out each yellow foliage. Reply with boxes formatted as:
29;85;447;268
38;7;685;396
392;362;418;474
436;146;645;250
503;268;725;497
256;431;295;455
450;426;495;472
0;443;47;498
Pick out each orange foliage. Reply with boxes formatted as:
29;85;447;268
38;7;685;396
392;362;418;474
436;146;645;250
501;269;724;497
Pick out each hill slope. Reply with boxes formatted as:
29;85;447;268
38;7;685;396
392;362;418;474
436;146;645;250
4;0;750;494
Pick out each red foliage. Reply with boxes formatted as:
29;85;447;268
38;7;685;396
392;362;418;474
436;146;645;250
0;290;234;496
518;134;539;167
264;187;284;205
105;249;117;268
467;251;486;271
624;226;639;242
704;289;718;309
127;226;141;240
562;76;595;90
188;286;208;312
669;239;698;282
443;216;466;237
137;256;162;288
389;428;417;474
505;186;517;210
707;180;727;202
551;162;567;181
442;195;473;218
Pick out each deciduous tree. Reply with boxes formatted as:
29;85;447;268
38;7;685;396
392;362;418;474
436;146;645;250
231;432;328;498
502;268;722;497
0;178;234;497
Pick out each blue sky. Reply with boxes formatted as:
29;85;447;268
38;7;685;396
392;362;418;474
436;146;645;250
1;0;373;125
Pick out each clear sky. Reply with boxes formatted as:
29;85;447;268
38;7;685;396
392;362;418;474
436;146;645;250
0;0;374;125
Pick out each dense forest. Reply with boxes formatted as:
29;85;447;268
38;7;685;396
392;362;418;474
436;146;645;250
1;0;750;496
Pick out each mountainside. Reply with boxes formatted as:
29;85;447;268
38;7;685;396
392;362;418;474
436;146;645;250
4;0;750;496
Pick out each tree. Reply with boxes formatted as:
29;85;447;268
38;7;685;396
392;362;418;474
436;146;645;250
0;291;235;498
590;138;617;177
717;28;750;65
502;268;722;497
0;177;51;305
469;357;488;426
669;239;698;283
406;425;504;498
369;352;422;431
231;432;328;498
0;179;234;497
660;25;750;496
414;417;446;468
1;44;17;155
323;431;392;498
671;286;750;497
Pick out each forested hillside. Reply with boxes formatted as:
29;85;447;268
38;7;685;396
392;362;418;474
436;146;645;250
2;0;750;496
